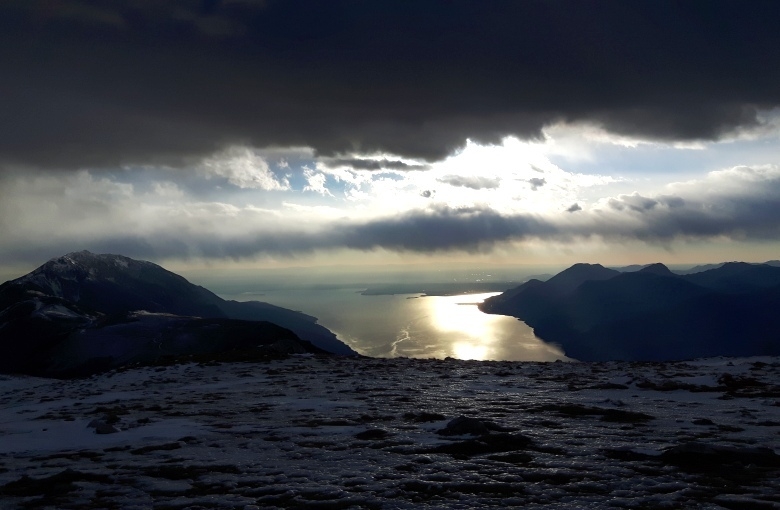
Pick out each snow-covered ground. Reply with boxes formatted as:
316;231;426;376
1;355;779;509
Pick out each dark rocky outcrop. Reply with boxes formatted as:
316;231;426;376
0;469;113;498
87;419;120;435
436;416;515;436
661;442;780;469
428;433;533;457
354;429;392;441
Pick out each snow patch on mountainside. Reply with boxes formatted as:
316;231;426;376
31;302;85;321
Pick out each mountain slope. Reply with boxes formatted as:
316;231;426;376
481;263;621;327
0;251;356;376
218;299;353;355
481;261;780;361
539;263;620;296
1;251;355;355
684;262;780;293
3;251;226;317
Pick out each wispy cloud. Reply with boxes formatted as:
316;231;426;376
320;158;428;171
302;168;334;197
199;147;289;190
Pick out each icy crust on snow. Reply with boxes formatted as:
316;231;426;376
0;356;779;509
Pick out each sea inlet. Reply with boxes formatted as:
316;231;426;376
219;288;568;362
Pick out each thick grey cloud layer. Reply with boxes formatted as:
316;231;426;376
3;166;780;264
2;0;780;170
321;158;428;171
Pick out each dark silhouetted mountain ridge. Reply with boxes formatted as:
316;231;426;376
4;251;225;318
481;261;780;361
0;251;356;376
541;263;620;296
638;263;676;276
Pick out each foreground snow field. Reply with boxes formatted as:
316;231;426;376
1;355;779;509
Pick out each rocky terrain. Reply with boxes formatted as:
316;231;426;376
1;355;779;509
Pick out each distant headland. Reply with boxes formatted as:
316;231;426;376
481;261;780;361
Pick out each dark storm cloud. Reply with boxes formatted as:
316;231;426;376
320;158;428;171
438;175;501;190
333;206;550;252
2;0;780;170
586;172;780;242
528;178;546;191
0;205;554;263
566;203;582;213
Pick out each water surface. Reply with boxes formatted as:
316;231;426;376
220;288;568;361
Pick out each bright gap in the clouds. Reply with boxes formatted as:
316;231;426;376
187;120;780;226
4;120;780;272
306;136;622;219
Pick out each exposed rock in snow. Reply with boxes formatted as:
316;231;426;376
437;416;492;436
87;419;120;435
661;442;780;469
436;416;514;436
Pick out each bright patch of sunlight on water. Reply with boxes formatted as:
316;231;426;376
220;289;570;362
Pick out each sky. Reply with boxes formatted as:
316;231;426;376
3;0;780;282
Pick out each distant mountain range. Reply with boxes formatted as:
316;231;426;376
610;260;780;274
481;261;780;361
0;251;356;377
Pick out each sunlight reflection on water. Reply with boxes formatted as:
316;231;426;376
418;292;568;361
221;289;569;362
